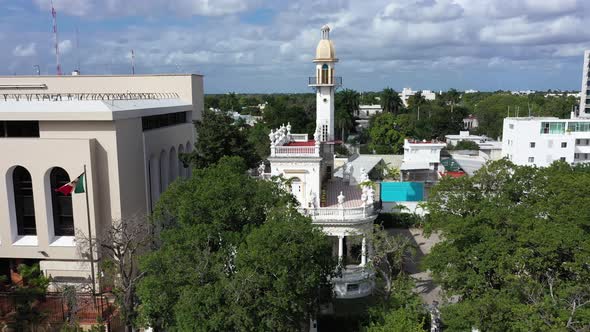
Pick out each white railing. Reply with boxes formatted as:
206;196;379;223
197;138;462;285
298;205;375;222
272;145;319;157
290;133;309;142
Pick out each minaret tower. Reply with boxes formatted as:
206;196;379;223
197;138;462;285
310;25;340;142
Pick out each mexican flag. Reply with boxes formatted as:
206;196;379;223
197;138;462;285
55;173;85;195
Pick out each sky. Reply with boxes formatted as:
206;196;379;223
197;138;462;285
2;0;590;93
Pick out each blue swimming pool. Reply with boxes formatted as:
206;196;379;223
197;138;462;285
381;182;424;202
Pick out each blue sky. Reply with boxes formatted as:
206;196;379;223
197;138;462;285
2;0;590;93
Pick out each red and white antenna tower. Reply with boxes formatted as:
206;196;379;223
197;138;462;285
51;0;62;75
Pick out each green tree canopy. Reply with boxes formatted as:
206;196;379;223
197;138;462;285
362;277;429;332
367;112;407;154
185;109;259;169
425;160;590;331
138;157;336;331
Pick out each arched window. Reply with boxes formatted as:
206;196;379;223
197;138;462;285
321;64;329;84
169;147;178;182
178;144;185;178
13;166;36;236
50;168;74;236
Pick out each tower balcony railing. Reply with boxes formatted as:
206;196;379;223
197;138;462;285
308;76;342;87
271;145;320;157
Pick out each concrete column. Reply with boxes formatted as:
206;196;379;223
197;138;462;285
361;237;367;266
338;235;344;265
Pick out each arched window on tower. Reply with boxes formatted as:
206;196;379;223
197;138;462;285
322;64;329;84
12;166;37;236
50;168;74;236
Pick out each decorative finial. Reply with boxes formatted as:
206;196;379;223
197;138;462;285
337;191;345;206
321;25;330;39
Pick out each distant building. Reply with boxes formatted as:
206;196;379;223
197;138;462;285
463;114;479;130
401;139;445;171
400;88;436;107
357;104;382;118
446;131;502;161
0;74;203;290
511;90;536;95
464;89;479;94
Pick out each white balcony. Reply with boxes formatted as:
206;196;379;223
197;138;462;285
299;206;375;224
272;145;320;157
332;265;375;299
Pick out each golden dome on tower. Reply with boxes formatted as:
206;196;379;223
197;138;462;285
314;25;338;62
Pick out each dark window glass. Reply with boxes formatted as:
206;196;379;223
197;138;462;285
50;168;74;236
13;166;36;236
4;121;39;137
0;122;5;137
141;112;187;131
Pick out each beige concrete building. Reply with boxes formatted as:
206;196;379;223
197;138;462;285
0;74;203;289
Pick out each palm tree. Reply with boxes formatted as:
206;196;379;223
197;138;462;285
335;89;360;140
380;88;403;115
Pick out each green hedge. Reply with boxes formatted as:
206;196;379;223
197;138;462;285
375;212;422;228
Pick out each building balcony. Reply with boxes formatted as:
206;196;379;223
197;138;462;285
299;205;375;224
308;76;342;87
332;265;375;299
271;144;320;158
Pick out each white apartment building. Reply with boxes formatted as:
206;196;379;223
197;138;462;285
502;117;590;167
266;26;376;299
502;51;590;167
0;74;203;289
400;88;436;107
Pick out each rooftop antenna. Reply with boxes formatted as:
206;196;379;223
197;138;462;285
131;49;135;75
51;0;62;75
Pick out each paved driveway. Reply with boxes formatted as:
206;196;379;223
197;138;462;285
388;228;443;305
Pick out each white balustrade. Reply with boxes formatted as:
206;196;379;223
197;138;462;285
290;133;309;142
298;205;374;222
273;145;319;157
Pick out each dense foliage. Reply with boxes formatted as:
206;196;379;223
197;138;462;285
450;140;480;150
185;109;259;169
362;278;429;332
425;160;590;331
137;157;336;331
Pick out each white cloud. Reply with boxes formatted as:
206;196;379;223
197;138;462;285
3;0;589;91
59;39;72;54
33;0;259;17
13;43;36;56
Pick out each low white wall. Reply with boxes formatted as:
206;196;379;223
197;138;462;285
382;201;427;216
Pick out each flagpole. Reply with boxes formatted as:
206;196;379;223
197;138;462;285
84;164;97;300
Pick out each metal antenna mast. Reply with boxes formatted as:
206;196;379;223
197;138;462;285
131;49;135;75
51;0;62;75
76;27;80;73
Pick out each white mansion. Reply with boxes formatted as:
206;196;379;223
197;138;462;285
265;26;376;299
